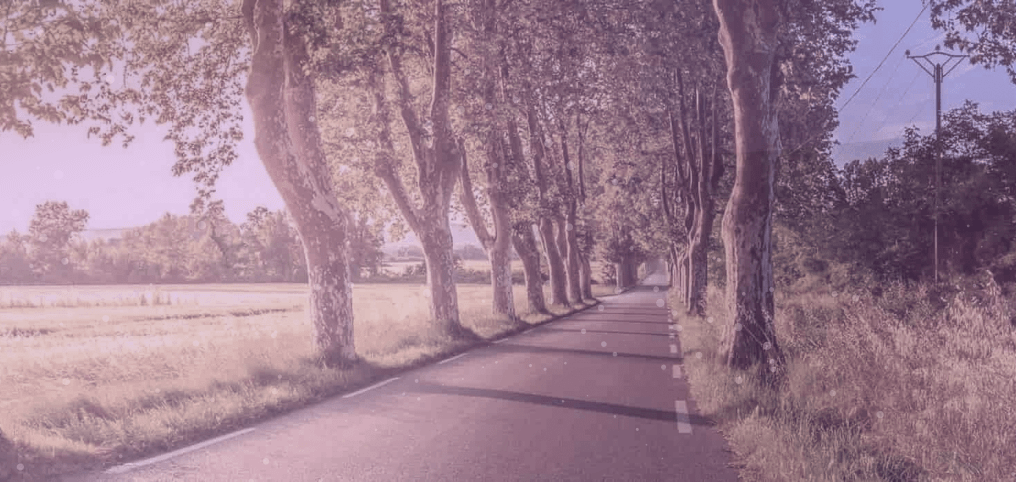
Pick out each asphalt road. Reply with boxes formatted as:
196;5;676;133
74;270;739;481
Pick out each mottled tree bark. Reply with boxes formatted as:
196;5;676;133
511;222;548;314
527;103;568;307
558;130;583;304
459;137;516;319
539;218;569;306
242;0;356;366
682;84;723;317
373;0;471;339
713;0;785;377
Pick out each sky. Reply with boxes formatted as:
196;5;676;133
3;1;1016;236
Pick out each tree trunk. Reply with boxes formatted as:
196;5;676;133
420;223;467;337
557;217;581;304
564;208;583;303
511;222;548;314
713;0;785;378
540;217;569;306
488;236;516;319
459;136;516;319
242;0;356;367
580;253;593;300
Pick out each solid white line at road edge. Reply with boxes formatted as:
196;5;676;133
342;377;399;399
675;400;693;434
105;428;256;474
438;352;468;365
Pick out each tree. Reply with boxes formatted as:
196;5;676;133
27;201;89;283
242;0;357;365
927;0;1016;84
711;0;786;378
455;0;519;320
2;0;359;365
368;0;475;339
0;231;34;285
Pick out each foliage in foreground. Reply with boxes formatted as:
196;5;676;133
674;278;1016;481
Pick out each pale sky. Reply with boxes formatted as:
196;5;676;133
3;1;1016;235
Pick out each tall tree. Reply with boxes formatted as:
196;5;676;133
711;0;786;377
370;0;474;338
242;0;357;366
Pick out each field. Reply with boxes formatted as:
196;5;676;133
0;273;617;479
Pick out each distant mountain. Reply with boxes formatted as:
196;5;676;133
831;137;903;167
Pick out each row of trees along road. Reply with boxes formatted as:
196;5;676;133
20;0;996;381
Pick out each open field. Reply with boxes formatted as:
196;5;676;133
673;282;1016;481
0;280;617;479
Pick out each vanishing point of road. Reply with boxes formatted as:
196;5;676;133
73;269;739;481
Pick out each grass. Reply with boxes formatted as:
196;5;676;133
672;276;1016;481
0;276;615;480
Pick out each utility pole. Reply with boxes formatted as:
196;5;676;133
906;46;967;283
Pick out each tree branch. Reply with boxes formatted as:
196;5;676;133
458;138;494;248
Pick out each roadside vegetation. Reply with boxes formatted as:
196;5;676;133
673;265;1016;481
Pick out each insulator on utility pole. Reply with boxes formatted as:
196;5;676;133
906;48;967;283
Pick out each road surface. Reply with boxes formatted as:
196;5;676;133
73;269;738;481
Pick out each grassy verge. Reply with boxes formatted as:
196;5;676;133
0;282;614;480
672;280;1016;481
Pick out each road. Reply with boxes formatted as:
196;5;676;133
75;269;739;481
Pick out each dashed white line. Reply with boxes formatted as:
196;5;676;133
675;400;693;434
669;344;678;354
493;338;509;344
342;377;399;399
438;352;468;365
672;364;682;379
105;427;256;474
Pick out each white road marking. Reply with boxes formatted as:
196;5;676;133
673;365;682;379
438;352;468;365
493;338;509;344
675;400;693;434
342;377;399;399
105;428;256;474
670;344;678;354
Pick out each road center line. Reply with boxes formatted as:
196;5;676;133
675;400;693;434
342;377;399;399
672;364;682;379
438;352;468;365
493;338;509;344
105;427;256;474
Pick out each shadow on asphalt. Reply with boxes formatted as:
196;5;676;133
409;382;715;427
555;317;671;325
537;327;678;338
485;341;683;364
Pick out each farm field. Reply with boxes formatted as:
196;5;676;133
0;279;617;478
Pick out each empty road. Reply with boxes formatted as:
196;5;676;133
76;270;738;481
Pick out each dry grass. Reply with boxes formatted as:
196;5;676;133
673;278;1016;482
0;280;608;480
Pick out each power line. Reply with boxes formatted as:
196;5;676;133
845;54;907;145
786;4;928;157
837;4;928;112
868;69;922;138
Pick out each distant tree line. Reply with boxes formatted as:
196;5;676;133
0;202;385;285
